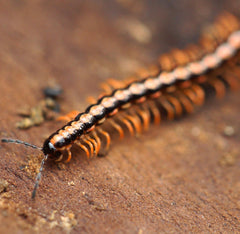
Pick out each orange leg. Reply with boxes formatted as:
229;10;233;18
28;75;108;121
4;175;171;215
159;53;176;71
64;147;72;163
57;110;80;122
120;117;135;136
209;78;226;99
100;78;127;94
222;71;240;90
109;119;125;139
97;128;111;152
190;84;205;105
86;96;97;104
179;80;192;89
100;83;113;94
136;67;151;78
186;45;203;61
165;95;183;117
183;88;197;105
76;141;90;158
219;13;239;35
171;48;190;67
86;136;98;157
175;92;194;114
148;101;161;125
183;85;206;107
136;106;151;131
125;114;142;135
166;84;177;93
158;97;175;120
92;131;101;156
82;137;94;157
55;154;64;162
107;78;127;89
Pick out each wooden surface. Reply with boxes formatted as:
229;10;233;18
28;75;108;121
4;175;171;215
0;1;240;233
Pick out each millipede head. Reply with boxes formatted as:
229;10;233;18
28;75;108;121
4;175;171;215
42;138;62;160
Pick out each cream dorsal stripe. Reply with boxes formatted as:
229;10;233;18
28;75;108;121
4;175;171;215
46;29;240;152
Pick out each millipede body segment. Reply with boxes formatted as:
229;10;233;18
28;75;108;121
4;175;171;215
44;13;240;161
2;12;240;198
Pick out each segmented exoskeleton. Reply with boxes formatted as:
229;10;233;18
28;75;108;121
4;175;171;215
2;12;240;198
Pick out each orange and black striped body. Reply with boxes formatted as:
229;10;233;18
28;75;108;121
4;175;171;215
42;13;240;163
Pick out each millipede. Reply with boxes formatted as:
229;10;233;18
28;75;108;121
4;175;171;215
2;12;240;199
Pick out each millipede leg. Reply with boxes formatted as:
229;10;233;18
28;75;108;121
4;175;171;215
57;110;80;122
183;84;205;106
136;65;159;78
107;78;127;89
109;119;124;139
101;83;114;94
171;48;190;67
209;78;226;98
191;84;205;105
148;101;161;125
120;117;135;136
136;67;151;78
159;53;176;71
175;92;194;114
126;113;142;135
97;128;111;152
219;13;239;34
86;96;97;104
183;88;198;105
83;137;95;157
179;80;192;89
216;15;230;37
55;154;64;162
136;106;151;131
92;131;101;156
185;45;202;61
222;71;240;90
165;95;183;117
64;147;72;163
76;140;90;158
87;136;99;157
158;97;175;120
119;113;142;135
101;78;128;93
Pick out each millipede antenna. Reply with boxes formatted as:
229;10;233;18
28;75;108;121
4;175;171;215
31;154;49;199
1;138;42;150
1;138;46;199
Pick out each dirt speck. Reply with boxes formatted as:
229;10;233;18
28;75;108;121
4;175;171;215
0;179;9;193
223;125;235;137
60;212;77;232
219;151;239;166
